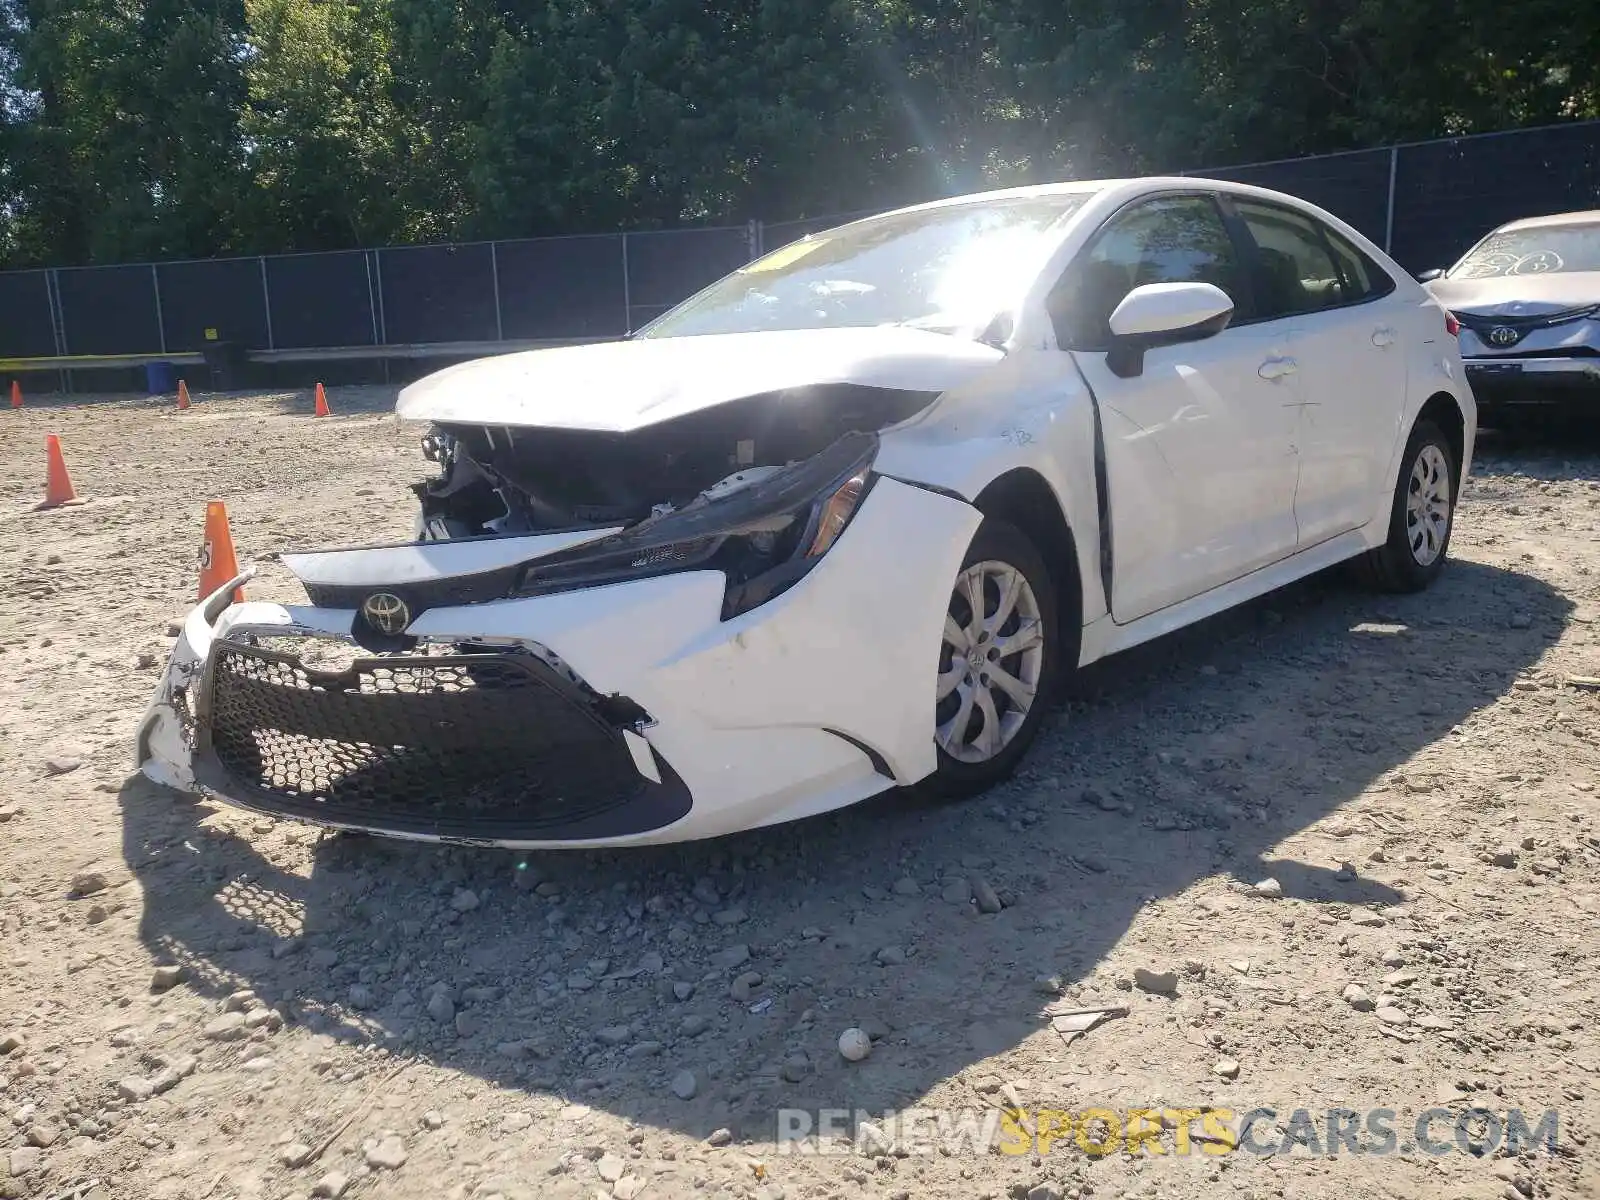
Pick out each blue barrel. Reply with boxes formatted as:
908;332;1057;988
146;360;175;395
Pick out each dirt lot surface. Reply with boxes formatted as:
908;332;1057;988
2;387;1598;1200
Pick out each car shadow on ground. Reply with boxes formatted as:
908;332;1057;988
118;554;1569;1148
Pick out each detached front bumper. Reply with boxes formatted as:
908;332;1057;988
134;477;982;848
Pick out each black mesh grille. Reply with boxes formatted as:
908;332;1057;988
198;642;686;839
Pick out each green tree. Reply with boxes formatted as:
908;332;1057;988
0;0;247;266
242;0;409;249
3;0;1600;271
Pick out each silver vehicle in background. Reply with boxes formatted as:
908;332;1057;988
1421;210;1600;419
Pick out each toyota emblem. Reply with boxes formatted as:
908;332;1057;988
361;592;411;636
1486;325;1521;348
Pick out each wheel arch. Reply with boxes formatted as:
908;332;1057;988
1416;391;1466;489
970;468;1085;632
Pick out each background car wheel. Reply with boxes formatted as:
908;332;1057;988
1356;419;1457;593
922;518;1062;801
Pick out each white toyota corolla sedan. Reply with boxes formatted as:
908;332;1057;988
136;177;1476;848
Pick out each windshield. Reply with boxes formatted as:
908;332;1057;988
1447;221;1600;278
638;192;1097;339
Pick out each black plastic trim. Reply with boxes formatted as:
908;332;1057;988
302;564;525;613
822;728;896;781
881;475;969;503
1088;381;1114;607
1455;307;1600;337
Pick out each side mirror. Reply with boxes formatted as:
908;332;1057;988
1105;282;1234;379
1415;267;1444;283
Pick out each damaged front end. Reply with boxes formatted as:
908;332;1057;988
133;346;992;847
412;382;934;536
133;424;894;844
410;384;930;619
133;572;698;843
134;566;257;795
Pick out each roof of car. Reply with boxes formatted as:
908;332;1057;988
840;175;1312;225
1497;209;1600;231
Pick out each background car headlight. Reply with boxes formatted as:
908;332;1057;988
511;432;879;618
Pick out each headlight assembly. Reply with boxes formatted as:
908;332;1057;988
511;431;879;618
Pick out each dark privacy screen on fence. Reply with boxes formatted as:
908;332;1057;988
157;257;271;352
4;120;1600;361
265;251;376;349
379;243;500;345
1389;122;1600;272
1199;148;1395;249
55;265;161;356
496;235;627;340
0;271;55;358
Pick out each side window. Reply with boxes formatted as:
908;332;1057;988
1232;199;1348;318
1322;226;1396;302
1048;195;1246;351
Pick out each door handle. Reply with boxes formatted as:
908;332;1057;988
1258;357;1298;381
1372;327;1396;347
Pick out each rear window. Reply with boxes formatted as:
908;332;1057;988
1448;222;1600;278
1323;228;1396;301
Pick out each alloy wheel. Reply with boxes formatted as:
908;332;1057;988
936;560;1046;763
1405;444;1452;566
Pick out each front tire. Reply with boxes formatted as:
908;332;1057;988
1357;419;1457;593
923;519;1062;800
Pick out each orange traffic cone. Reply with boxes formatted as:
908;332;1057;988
9;381;21;409
198;500;246;604
38;434;79;509
177;380;191;411
313;383;330;418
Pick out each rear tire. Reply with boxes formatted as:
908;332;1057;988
922;519;1065;801
1356;419;1457;593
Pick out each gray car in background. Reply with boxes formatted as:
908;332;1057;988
1422;210;1600;420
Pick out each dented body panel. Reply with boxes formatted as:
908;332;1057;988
876;350;1110;631
136;482;981;847
395;326;1004;431
281;527;622;588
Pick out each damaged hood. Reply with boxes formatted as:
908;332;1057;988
1426;271;1600;317
396;327;1004;432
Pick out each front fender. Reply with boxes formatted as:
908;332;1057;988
875;351;1107;623
404;477;983;786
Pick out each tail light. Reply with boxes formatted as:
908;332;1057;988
1444;310;1460;337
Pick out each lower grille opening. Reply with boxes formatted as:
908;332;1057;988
196;642;690;840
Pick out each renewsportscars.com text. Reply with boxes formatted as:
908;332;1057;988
775;1106;1560;1158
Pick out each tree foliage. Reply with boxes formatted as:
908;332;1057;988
1;0;1596;268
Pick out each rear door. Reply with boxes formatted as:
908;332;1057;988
1226;196;1410;546
1051;192;1304;622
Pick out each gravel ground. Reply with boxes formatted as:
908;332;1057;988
1;386;1598;1200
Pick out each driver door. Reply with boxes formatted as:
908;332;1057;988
1048;193;1303;622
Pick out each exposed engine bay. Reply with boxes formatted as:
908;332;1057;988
412;383;938;540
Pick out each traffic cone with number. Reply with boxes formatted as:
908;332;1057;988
313;382;330;418
177;380;191;411
198;500;245;604
9;381;20;409
38;434;80;509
